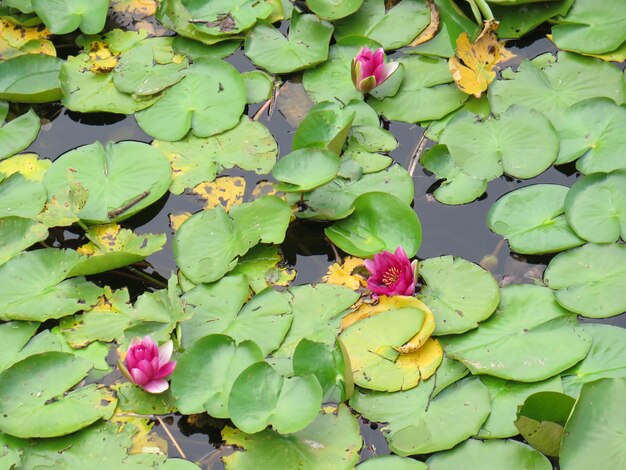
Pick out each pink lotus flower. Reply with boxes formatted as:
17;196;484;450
123;336;176;394
364;246;418;297
351;47;399;94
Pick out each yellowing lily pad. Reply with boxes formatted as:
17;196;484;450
323;256;367;291
192;176;246;212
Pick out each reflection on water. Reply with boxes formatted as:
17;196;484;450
19;25;626;468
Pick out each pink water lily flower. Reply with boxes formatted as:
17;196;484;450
351;47;399;94
124;336;176;394
364;246;418;297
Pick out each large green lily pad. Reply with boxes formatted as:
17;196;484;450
43;141;172;224
135;58;246;141
307;0;363;20
292;163;414;220
173;196;291;283
357;455;427;470
426;439;551;470
439;106;559;181
333;0;430;50
369;55;468;123
222;404;362;470
326;192;422;258
564;170;626;244
544;243;626;318
0;173;46;219
0;352;116;438
551;0;626;56
562;324;626;396
492;1;574;39
553;98;626;174
487;184;585;254
442;284;591;382
171;334;263;417
0;216;48;266
560;378;626;470
229;361;322;434
418;256;500;335
272;148;340;193
0;108;40;160
182;0;274;35
244;13;333;74
0;54;63;103
489;52;626;120
32;0;108;34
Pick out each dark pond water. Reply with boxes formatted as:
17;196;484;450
21;28;625;469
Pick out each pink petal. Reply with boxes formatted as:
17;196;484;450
142;379;169;394
379;62;399;84
155;361;176;379
364;259;377;274
130;368;150;386
372;63;385;84
158;340;173;366
137;359;155;378
373;48;385;66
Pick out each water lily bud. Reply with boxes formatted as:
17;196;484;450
364;246;416;297
351;47;399;94
123;336;176;394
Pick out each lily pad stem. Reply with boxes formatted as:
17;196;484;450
465;0;494;22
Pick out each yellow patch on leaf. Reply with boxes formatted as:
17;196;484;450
192;176;246;212
110;413;167;455
250;180;277;200
0;19;55;60
409;0;440;47
87;41;119;74
342;295;436;353
449;20;513;98
323;257;367;291
395;337;444;381
77;224;123;255
110;0;158;17
168;211;192;231
0;153;51;181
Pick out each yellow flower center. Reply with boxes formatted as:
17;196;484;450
382;267;401;286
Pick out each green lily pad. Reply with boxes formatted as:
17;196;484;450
369;55;468;123
544;243;626;318
292;163;414;220
43;141;172;224
154;116;278;194
562;324;626;396
222;404;361;470
418;256;500;335
229;361;322;434
0;321;41;371
0;216;48;266
270;284;359;375
272;148;340;192
351;373;490;455
306;0;363;20
357;455;427;470
292;107;355;156
32;0;108;34
35;183;88;228
303;38;381;106
174;196;291;283
340;306;433;392
342;125;397;173
325;192;422;258
492;0;574;39
426;439;551;470
0;248;102;322
112;37;189;96
68;225;166;277
487;184;585;254
439;106;559;181
182;0;274;35
551;0;626;56
242;70;273;104
421;144;488;205
514;391;575;457
334;0;430;50
489;52;626;120
0;173;46;219
560;378;626;470
293;339;353;403
172;36;241;60
442;284;592;382
0;352;116;438
182;276;292;354
244;12;333;74
171;334;263;417
553;98;626;173
0;54;63;103
116;382;176;416
0;108;40;160
478;376;563;439
135;58;246;141
2;0;33;13
564;170;626;244
228;244;294;293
